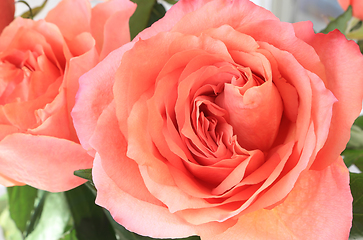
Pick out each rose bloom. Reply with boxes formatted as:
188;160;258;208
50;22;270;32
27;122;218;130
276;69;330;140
0;0;15;34
0;0;135;191
73;0;363;238
338;0;363;20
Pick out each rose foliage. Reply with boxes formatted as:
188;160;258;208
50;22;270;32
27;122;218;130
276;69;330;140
0;0;136;192
72;0;363;239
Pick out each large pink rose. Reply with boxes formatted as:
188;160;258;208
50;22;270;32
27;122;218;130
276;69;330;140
0;0;136;191
0;0;14;34
73;0;363;238
338;0;363;20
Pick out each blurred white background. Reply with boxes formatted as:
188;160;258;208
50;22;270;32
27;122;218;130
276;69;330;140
0;0;354;239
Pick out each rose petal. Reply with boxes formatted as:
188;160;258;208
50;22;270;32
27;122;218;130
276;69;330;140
72;42;134;153
0;134;93;192
205;158;352;240
244;124;316;214
0;18;33;51
0;124;18;141
137;0;277;40
292;21;315;44
114;32;182;135
239;20;326;82
338;0;350;10
338;0;363;20
63;32;99;141
91;0;136;60
45;0;91;41
216;79;283;151
0;172;23;187
92;155;198;238
28;89;71;139
90;101;163;206
351;0;363;19
0;0;14;34
91;0;133;52
65;32;95;57
309;30;363;170
258;42;313;153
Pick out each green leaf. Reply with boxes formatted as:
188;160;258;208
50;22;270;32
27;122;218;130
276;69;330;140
0;208;23;240
147;2;166;28
65;184;117;240
20;0;48;19
163;0;178;5
342;148;363;169
25;192;71;240
320;6;352;34
353;116;363;130
7;185;38;235
347;24;363;39
59;229;78;240
349;173;363;238
25;191;47;238
346;125;363;150
358;40;363;54
347;17;362;32
0;192;7;214
129;0;157;40
74;169;92;181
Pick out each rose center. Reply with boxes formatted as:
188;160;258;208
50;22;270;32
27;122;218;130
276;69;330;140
215;69;284;151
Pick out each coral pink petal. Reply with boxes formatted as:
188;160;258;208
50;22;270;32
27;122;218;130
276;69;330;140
113;32;180;131
45;0;91;41
205;158;352;240
0;134;93;192
135;0;208;40
0;172;23;187
65;32;95;57
240;20;326;81
0;124;18;141
337;0;363;19
63;34;99;141
91;0;133;52
90;102;163;206
245;125;316;214
90;0;136;60
0;0;14;34
309;30;363;170
0;18;32;51
218;80;283;151
292;21;316;44
137;0;277;40
352;0;363;20
171;0;277;36
28;91;71;140
92;155;198;239
338;0;350;10
72;42;134;153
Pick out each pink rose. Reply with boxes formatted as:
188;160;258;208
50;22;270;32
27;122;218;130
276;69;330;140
0;0;136;191
338;0;363;20
0;0;14;34
73;0;363;238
